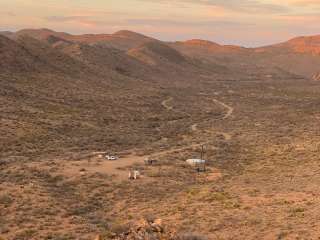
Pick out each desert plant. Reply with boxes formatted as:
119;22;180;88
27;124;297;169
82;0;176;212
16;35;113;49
176;232;208;240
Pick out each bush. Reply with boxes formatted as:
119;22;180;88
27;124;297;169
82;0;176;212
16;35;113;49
176;232;208;240
0;194;13;207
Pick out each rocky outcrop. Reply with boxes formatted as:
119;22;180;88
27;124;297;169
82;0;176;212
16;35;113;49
103;218;172;240
94;218;207;240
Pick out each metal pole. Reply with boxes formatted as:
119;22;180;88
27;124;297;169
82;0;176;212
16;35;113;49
201;145;205;172
201;145;204;160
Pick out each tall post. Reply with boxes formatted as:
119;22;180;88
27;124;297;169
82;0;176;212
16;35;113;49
201;145;206;172
201;145;204;160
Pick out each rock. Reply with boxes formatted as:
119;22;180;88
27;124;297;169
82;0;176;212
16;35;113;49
94;235;102;240
105;218;177;240
151;219;163;232
153;219;162;226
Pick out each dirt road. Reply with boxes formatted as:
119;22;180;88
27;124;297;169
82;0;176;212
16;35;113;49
99;96;234;179
61;96;234;180
161;97;174;110
212;98;234;119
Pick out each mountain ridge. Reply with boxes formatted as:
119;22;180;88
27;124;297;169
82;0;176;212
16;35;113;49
3;28;320;50
3;28;320;79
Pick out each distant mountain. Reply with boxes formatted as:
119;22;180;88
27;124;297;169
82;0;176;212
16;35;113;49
169;39;253;77
257;35;320;55
13;28;72;42
250;35;320;78
3;28;319;79
0;31;14;38
172;39;246;54
8;28;156;51
287;35;320;55
105;30;157;50
1;28;226;80
171;35;320;79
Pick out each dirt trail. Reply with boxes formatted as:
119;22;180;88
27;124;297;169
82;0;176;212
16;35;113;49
191;123;198;131
190;97;233;137
212;98;234;119
212;98;233;140
161;97;173;110
62;96;234;180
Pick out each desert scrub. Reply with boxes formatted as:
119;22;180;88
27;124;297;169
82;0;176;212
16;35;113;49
289;207;306;218
0;194;13;207
204;191;231;202
177;232;208;240
186;187;201;197
44;233;75;240
14;229;36;240
203;191;240;209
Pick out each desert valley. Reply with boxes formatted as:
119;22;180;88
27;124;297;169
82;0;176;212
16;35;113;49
1;28;320;239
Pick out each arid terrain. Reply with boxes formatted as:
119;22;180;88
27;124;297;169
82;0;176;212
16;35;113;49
1;29;320;240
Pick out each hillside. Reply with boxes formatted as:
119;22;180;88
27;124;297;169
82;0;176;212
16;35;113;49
56;42;152;78
1;28;317;161
258;35;320;55
171;35;320;79
172;39;246;55
128;41;187;65
0;32;222;161
252;35;320;78
0;35;41;72
2;29;320;240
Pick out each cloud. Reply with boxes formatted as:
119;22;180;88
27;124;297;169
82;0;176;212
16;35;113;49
142;0;291;14
289;0;320;6
45;15;109;27
127;18;254;28
46;16;89;22
0;11;16;17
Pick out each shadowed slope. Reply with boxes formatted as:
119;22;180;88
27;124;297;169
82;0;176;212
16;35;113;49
0;35;42;73
128;41;187;66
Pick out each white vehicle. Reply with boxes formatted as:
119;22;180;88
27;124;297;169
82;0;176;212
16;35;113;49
105;155;118;161
186;159;206;166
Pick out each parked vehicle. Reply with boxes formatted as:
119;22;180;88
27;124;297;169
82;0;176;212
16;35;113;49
144;158;158;165
105;155;118;161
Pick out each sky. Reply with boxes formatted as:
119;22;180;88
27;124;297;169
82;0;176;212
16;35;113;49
0;0;320;47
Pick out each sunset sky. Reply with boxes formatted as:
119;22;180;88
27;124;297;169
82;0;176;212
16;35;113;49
1;0;320;47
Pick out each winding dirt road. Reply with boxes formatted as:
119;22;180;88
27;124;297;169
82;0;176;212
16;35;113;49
191;123;198;131
161;97;174;111
106;96;233;178
63;95;234;180
212;98;234;120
